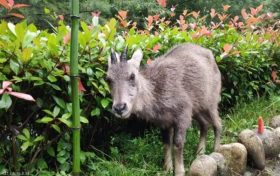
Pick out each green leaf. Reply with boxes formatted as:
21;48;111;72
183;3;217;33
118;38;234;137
43;109;53;116
0;94;12;110
23;31;38;48
34;135;44;142
57;150;66;157
80;151;86;163
44;8;50;14
51;124;61;133
47;34;59;56
22;128;30;139
21;141;31;151
17;134;26;141
8;22;16;36
0;58;7;63
47;75;57;82
37;159;48;170
80;116;89;124
47;147;55;157
57;156;67;164
101;98;110;108
36;116;53;123
21;47;33;63
58;118;72;127
91;107;100;116
53;106;60;118
53;96;66;109
61;113;71;119
48;83;61;91
10;60;20;75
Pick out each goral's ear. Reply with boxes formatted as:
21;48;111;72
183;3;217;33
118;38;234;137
128;48;143;69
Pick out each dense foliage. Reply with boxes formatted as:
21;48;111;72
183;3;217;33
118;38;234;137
0;2;280;175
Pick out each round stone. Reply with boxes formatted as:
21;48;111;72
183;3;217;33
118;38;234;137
188;155;218;176
209;152;227;176
217;143;247;176
270;115;280;128
255;129;280;158
238;129;265;170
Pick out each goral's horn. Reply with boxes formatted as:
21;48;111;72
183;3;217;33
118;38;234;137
110;49;117;64
120;46;128;62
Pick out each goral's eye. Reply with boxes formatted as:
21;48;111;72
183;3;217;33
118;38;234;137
129;73;135;81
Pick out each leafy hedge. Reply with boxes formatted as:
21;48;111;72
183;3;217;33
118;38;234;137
0;5;279;174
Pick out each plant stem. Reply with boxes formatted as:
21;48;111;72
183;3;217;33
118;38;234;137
70;0;81;175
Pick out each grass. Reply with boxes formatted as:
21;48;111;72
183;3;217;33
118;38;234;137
84;95;280;175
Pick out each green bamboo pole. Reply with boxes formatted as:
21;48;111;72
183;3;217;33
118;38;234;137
70;0;80;175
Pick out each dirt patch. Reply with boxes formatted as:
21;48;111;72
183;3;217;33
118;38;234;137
245;157;280;176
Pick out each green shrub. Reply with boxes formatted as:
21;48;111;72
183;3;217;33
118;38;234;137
0;4;279;174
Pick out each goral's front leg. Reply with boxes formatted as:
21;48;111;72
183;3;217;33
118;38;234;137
161;128;174;172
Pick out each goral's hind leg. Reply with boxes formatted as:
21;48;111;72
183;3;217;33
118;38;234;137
195;115;209;155
209;109;222;151
161;128;174;172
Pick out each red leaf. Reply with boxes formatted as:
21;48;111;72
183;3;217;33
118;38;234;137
256;4;263;14
210;8;216;18
118;10;127;20
200;26;211;36
63;32;71;45
58;15;64;21
272;70;277;82
147;16;153;28
258;116;264;134
13;3;29;9
91;11;101;17
171;5;176;12
147;58;152;65
183;10;188;16
246;17;259;25
218;13;227;21
62;64;70;75
250;7;257;16
223;5;231;11
78;79;86;93
223;44;232;53
241;9;248;19
2;81;12;90
9;13;25;18
153;44;161;52
0;0;9;9
156;0;166;7
8;92;35;101
233;16;239;22
8;0;13;6
192;11;200;19
267;12;274;18
189;23;196;29
153;14;160;21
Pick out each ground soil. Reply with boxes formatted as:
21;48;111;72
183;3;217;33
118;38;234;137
245;157;280;176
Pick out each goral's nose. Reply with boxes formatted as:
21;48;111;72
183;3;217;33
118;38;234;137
113;103;127;115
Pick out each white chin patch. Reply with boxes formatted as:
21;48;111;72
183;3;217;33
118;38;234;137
114;112;131;119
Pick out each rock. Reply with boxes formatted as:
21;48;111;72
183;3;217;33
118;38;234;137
188;155;218;176
209;152;227;176
273;127;280;140
217;143;247;176
270;115;280;128
255;129;280;158
238;129;265;170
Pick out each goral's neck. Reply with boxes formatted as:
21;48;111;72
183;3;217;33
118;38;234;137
132;74;155;114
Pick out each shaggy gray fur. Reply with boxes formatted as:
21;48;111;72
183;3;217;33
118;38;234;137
106;43;222;176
